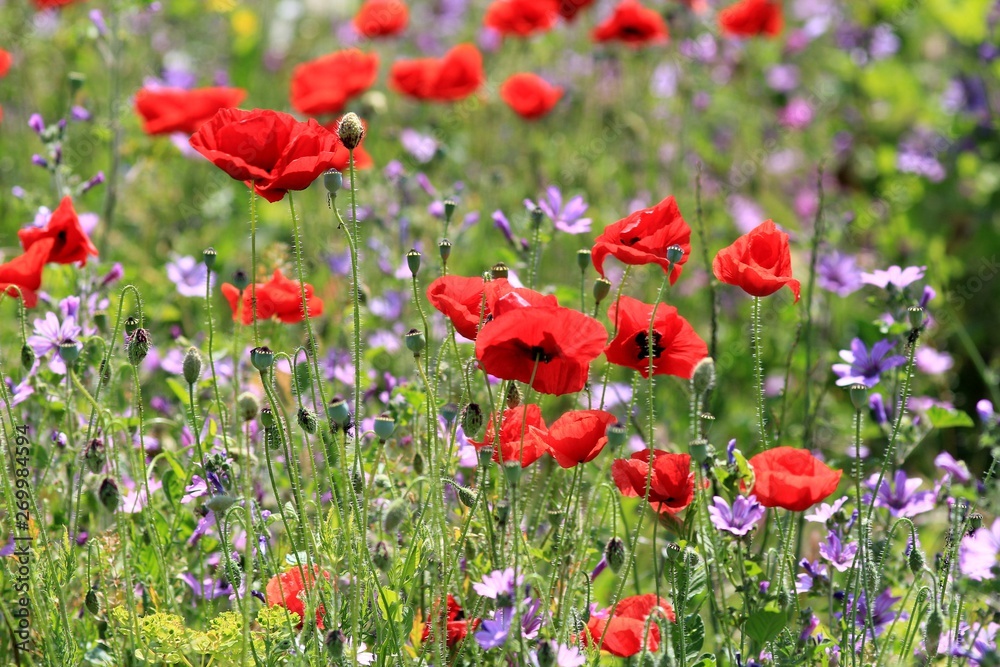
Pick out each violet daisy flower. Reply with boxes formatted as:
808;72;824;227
832;338;906;388
860;265;926;290
474;598;543;650
28;311;82;375
817;251;863;297
473;568;521;600
166;255;212;298
708;495;765;536
818;532;858;572
865;471;937;518
524;186;592;235
959;518;1000;581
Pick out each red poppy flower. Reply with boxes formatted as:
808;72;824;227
500;73;563;120
476;305;607;396
221;269;324;325
389;44;484;102
483;278;558;317
605;296;707;379
484;0;560;37
18;197;98;266
134;87;246;135
558;0;595;20
583;594;674;657
353;0;409;38
189;108;343;203
33;0;82;8
421;595;479;647
747;447;842;512
612;450;695;514
290;50;379;117
470;404;549;468
265;565;330;628
718;0;783;38
0;238;54;308
712;219;800;301
545;409;617;468
591;195;691;283
427;275;487;340
592;0;668;46
0;49;12;78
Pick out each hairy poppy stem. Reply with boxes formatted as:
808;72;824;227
751;296;770;451
249;186;260;347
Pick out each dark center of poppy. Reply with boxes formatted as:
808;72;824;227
619;25;647;39
529;346;554;363
634;331;665;361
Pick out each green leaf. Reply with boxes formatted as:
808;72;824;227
926;406;974;429
377;588;403;624
165;378;191;406
692;655;717;667
745;608;786;646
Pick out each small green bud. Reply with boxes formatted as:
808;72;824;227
98;478;119;511
593;277;612;305
495;499;510;525
84;438;106;474
478;446;494;467
455;483;477;508
337;112;365;149
530;206;544;229
264;425;281;450
667;244;685;265
605;537;626;573
505;383;521;409
439;238;452;262
406;248;421;276
183;347;203;385
412;451;424;475
325;629;346;659
223;556;242;588
850;383;868;411
21;344;35;369
237;392;259;422
297;407;318;435
443;199;457;223
324;169;343;193
85;588;101;616
491;262;509;279
606;422;627;449
250;346;274;371
503;461;522;487
383;499;408;533
373;412;396;441
405;328;426;355
203;247;217;270
126;329;150;366
908;306;925;330
691;357;716;397
461;403;484;438
925;609;944;656
124;316;139;337
68;72;86;94
58;341;80;364
231;269;250;292
327;396;350;425
908;546;926;574
577;248;592;272
373;541;391;572
259;406;275;428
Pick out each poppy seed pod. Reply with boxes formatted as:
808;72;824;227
439;238;452;262
297;407;318;434
491;262;509;279
98;478;119;511
237;392;259;422
850;383;868;412
495;499;510;525
593;277;612;305
259;406;275;428
441;402;459;424
605;422;627;449
183;347;203;385
85;588;101;616
250;346;274;371
373;413;396;441
124;316;139;337
323;169;343;193
231;269;250;292
443;199;457;223
405;328;426;355
58;341;80;364
666;244;685;265
690;438;709;463
530;206;544;230
577;248;591;271
203;247;217;270
406;248;421;276
455;483;477;508
907;306;925;331
126;329;150;366
502;461;522;487
605;537;626;573
337;112;365;149
478;446;494;467
327;396;350;425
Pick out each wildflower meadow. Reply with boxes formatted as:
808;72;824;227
1;0;999;665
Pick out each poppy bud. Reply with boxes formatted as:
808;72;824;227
98;478;119;511
505;383;521;409
691;358;716;397
203;247;217;270
907;306;924;331
530;206;544;230
250;346;274;371
69;71;86;94
667;244;685;265
259;406;275;428
406;248;421;276
231;269;250;292
593;277;612;305
352;468;365;495
577;249;591;272
324;169;343;193
290;362;310;396
908;546;925;574
925;608;944;656
374;413;396;441
237;392;259;422
84;438;106;474
264;425;281;450
638;651;656;667
605;537;626;573
124;316;139;337
443;199;457;223
405;328;426;355
491;262;509;279
93;311;108;333
606;422;627;449
373;541;391;572
327;396;350;426
441;402;459;424
537;640;556;667
455;483;477;508
383;499;408;533
126;329;150;366
183;347;203;385
461;403;484;438
412;451;424;475
85;587;101;616
58;341;80;364
21;343;35;370
297;408;318;435
503;461;522;487
439;238;452;263
325;629;346;659
495;499;510;525
223;556;242;588
206;495;236;512
337;112;365;149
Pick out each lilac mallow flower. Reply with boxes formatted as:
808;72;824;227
959;518;1000;581
865;471;937;518
832;338;906;387
708;495;765;536
399;129;438;164
473;568;521;599
817;251;863;296
28;312;82;375
860;265;926;290
474;599;543;650
934;451;971;483
818;532;858;572
796;559;828;594
850;589;904;638
916;347;953;375
525;186;592;235
804;496;849;524
166;255;212;297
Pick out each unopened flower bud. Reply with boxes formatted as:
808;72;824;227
98;478;119;511
908;546;926;574
503;461;522;487
85;588;101;616
84;438;106;474
577;249;592;272
383;499;408;533
412;451;424;474
593;277;612;304
439;238;452;262
605;537;626;573
537;640;556;667
441;402;459;424
259;406;275;428
237;392;259;422
126;329;150;366
491;262;509;279
297;407;318;434
337;112;365;149
373;541;391;572
183;347;203;385
925;609;944;656
667;244;685;265
691;357;716;396
21;343;35;369
406;248;421;276
405;328;426;355
324;169;343;193
374;412;396;441
505;383;521;409
325;629;346;659
495;499;510;525
461;403;484;438
250;346;274;371
455;483;477;508
294;361;311;396
203;247;217;270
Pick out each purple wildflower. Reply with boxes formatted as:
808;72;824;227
817;251;863;297
934;451;971;483
869;393;888;425
804;496;849;524
166;255;212;297
492;210;516;245
178;573;233;600
473;568;521;600
796;558;828;594
399;129;438;164
860;265;926;290
849;589;904;638
708;495;765;536
818;532;858;572
916;347;953;375
474;598;543;650
865;471;937;518
959;518;1000;581
28;312;82;375
832;338;906;387
524;186;592;235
